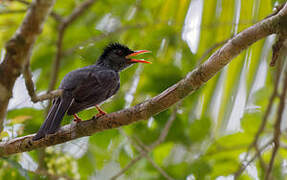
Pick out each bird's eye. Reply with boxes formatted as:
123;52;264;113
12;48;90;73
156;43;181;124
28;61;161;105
115;50;123;56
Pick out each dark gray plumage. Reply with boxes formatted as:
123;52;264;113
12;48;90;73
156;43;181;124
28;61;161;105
33;43;150;140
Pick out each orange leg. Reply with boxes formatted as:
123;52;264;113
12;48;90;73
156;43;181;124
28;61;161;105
95;105;107;117
73;114;82;122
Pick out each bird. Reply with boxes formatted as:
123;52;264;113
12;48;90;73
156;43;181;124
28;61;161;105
33;43;151;140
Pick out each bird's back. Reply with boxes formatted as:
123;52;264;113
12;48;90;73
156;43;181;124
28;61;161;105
59;65;120;115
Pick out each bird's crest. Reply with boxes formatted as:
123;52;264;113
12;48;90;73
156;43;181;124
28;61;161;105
101;43;131;58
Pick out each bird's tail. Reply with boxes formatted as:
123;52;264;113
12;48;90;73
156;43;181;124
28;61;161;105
33;91;73;141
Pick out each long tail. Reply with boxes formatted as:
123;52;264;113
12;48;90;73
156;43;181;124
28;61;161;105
33;91;73;141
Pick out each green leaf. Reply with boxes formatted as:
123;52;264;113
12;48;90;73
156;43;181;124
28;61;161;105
189;117;211;143
152;142;174;166
190;159;212;179
0;131;9;139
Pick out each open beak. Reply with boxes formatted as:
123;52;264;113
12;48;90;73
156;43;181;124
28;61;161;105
126;50;152;64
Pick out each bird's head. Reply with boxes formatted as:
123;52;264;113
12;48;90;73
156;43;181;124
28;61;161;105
97;43;151;71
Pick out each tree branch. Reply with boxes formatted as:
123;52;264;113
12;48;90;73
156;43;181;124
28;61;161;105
47;0;97;93
240;63;282;170
13;0;62;22
23;64;63;103
0;3;287;157
234;139;273;178
264;42;287;180
0;0;55;133
234;61;283;179
22;0;96;104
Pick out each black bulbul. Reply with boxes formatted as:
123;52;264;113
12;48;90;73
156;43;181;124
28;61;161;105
33;43;151;140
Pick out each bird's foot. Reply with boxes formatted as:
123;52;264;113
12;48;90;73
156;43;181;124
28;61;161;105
73;114;82;123
95;105;107;117
95;111;107;118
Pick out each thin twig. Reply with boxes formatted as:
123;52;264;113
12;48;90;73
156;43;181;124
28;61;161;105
111;104;179;180
255;144;267;172
146;155;173;180
23;65;62;102
61;0;96;29
119;129;174;180
150;107;178;148
36;148;46;172
116;65;174;179
111;154;143;180
270;36;285;66
33;90;63;102
1;4;287;155
235;40;284;180
265;59;287;180
244;64;282;159
13;0;62;22
47;28;64;93
23;64;63;102
47;0;97;92
234;139;273;177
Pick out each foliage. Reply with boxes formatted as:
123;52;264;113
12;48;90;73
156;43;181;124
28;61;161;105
0;0;284;179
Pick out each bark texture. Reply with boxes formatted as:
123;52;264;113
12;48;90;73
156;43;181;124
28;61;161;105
0;0;55;132
0;3;286;156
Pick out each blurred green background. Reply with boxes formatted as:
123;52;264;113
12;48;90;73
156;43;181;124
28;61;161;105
0;0;283;179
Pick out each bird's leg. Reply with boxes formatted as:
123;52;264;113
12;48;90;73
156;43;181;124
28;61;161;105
95;105;107;117
73;114;82;122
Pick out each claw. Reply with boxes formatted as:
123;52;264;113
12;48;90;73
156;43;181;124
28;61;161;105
95;105;107;117
73;114;82;122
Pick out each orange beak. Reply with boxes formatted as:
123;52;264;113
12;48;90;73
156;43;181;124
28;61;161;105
125;50;152;64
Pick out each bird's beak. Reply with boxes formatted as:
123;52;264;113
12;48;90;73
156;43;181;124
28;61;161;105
126;50;152;64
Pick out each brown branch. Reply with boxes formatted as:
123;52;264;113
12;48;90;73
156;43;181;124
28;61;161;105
61;0;97;29
242;63;282;162
255;144;267;172
36;148;46;172
235;38;287;179
234;139;273;177
33;90;63;102
265;52;287;180
47;0;97;92
0;3;287;156
21;1;96;167
23;64;63;102
13;0;62;22
24;2;135;103
270;36;287;66
0;0;55;133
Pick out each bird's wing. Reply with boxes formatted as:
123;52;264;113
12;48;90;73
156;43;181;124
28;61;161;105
73;69;118;101
33;68;119;140
67;69;119;114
